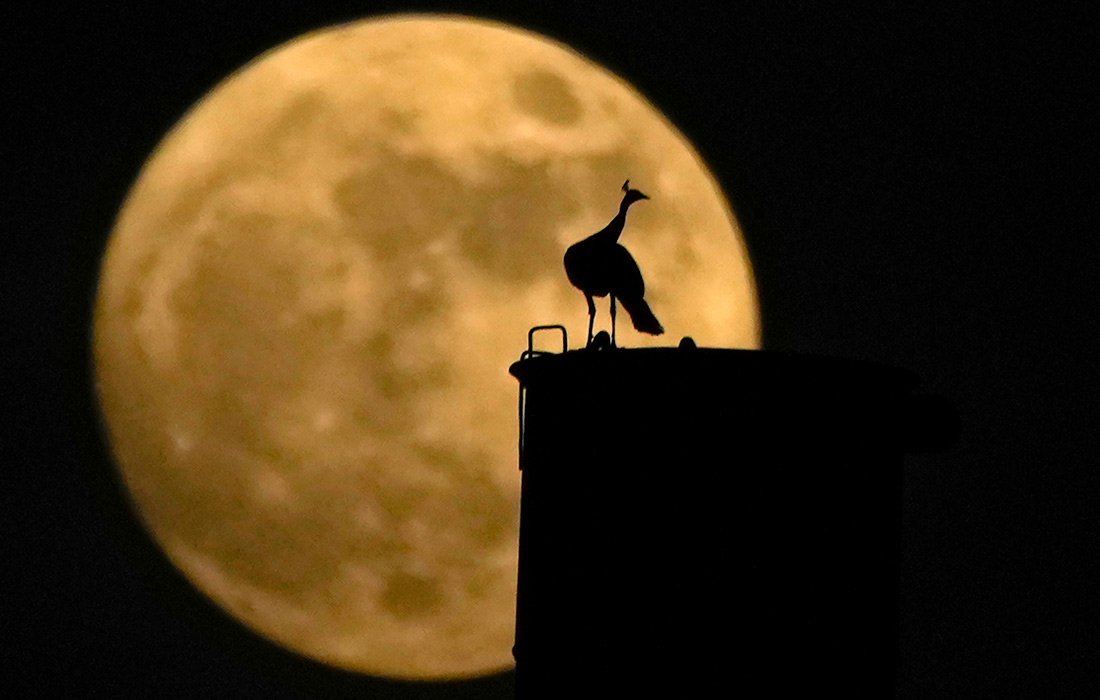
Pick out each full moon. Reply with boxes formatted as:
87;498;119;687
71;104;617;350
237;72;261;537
92;15;759;680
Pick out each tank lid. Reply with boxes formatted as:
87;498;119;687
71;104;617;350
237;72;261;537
509;346;920;395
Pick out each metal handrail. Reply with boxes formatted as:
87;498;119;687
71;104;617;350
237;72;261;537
520;324;568;361
517;325;568;469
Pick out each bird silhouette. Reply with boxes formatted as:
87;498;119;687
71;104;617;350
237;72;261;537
564;180;663;347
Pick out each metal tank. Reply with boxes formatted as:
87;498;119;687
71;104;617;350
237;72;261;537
509;328;957;699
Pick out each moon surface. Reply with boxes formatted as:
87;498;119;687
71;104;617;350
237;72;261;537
92;15;759;680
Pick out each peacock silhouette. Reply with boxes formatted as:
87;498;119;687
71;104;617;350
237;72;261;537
564;180;663;347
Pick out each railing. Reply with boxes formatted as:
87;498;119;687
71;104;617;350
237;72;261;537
520;324;568;360
517;325;568;469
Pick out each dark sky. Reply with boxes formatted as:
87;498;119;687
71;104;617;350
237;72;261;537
11;2;1096;697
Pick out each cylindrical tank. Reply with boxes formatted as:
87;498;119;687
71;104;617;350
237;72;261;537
509;343;957;699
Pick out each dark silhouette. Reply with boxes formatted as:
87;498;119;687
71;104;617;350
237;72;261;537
509;342;959;699
564;180;664;347
589;330;612;350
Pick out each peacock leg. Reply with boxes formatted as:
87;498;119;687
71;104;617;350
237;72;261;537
610;295;617;347
586;294;596;347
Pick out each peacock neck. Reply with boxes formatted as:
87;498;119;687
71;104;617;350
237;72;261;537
605;207;628;243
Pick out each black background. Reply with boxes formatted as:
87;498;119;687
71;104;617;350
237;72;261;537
10;2;1096;697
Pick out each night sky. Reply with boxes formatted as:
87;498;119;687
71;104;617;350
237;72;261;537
11;2;1096;697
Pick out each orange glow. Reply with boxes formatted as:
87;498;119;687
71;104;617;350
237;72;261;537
92;14;759;679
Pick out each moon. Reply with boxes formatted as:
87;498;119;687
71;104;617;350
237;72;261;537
92;14;760;680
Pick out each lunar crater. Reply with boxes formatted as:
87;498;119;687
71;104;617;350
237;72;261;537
512;69;583;126
382;570;446;619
